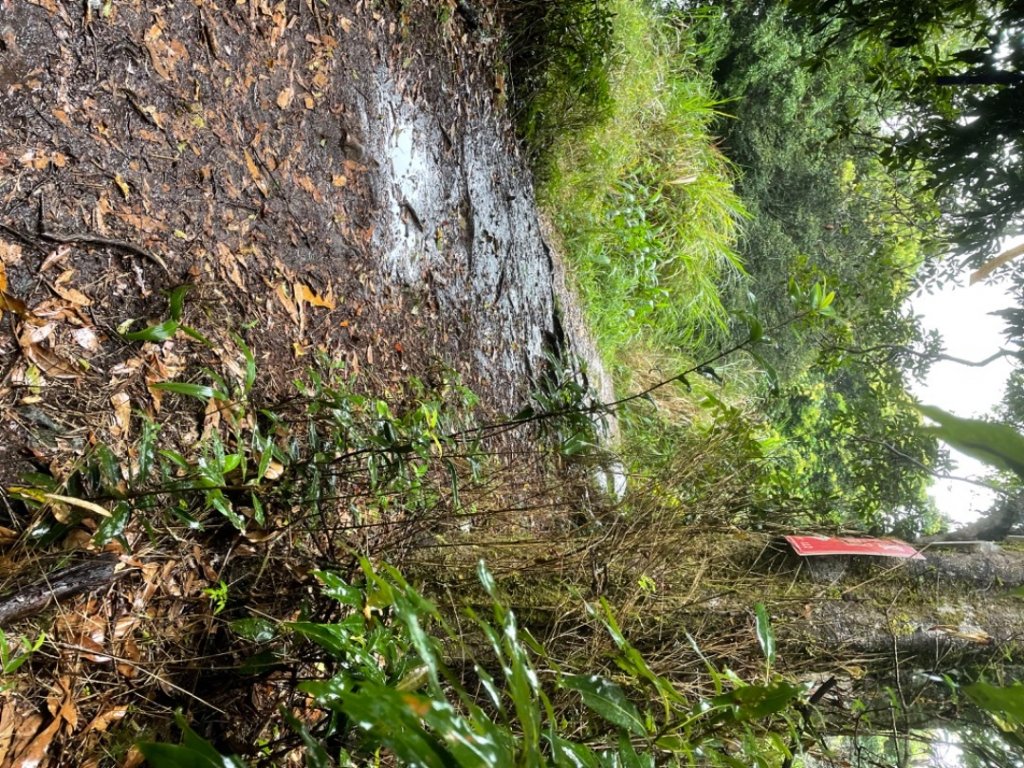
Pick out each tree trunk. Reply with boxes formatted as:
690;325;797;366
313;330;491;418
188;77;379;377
771;541;1024;671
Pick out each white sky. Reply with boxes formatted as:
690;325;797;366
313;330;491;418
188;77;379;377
909;239;1022;526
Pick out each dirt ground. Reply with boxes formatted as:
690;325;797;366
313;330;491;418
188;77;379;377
0;1;597;763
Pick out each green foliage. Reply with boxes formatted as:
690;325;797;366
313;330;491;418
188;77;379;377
138;712;247;768
10;352;478;544
0;628;44;691
504;0;616;174
535;0;747;366
119;284;191;342
143;560;811;766
789;0;1024;275
754;603;776;672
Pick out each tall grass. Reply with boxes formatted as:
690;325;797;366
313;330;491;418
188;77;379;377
535;1;748;383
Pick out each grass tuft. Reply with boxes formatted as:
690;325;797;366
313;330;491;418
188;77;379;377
533;2;748;380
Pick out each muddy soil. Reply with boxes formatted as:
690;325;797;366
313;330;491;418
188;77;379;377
0;1;610;762
0;0;612;483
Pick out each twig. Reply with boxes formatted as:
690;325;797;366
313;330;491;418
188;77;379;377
38;229;169;274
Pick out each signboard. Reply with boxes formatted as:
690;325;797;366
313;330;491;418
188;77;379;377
785;535;925;561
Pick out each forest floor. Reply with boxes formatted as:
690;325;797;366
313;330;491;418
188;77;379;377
0;1;607;763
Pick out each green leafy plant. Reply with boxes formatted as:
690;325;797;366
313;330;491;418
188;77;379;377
141;559;810;767
0;629;45;691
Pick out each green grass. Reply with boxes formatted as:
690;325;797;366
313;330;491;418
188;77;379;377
534;1;748;383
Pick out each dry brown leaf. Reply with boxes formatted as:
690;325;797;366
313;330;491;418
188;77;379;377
275;283;300;325
83;706;128;734
122;745;146;768
200;396;222;441
0;696;16;764
110;392;131;437
52;283;93;307
15;712;60;768
143;23;172;80
48;676;78;733
3;707;44;767
339;16;353;33
276;85;295;109
0;240;23;266
72;327;101;352
23;343;82;380
331;174;347;188
244;149;268;196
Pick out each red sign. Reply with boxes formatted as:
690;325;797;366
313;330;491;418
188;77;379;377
785;535;925;560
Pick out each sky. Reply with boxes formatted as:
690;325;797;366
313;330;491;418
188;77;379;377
909;240;1022;526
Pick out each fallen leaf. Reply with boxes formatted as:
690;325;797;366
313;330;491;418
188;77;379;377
0;290;45;325
114;173;130;201
23;343;82;380
73;327;101;352
83;706;128;734
0;240;23;266
339;16;353;33
244;149;268;196
48;676;78;733
275;283;300;325
110;392;131;437
52;283;93;307
276;85;294;109
0;697;16;764
15;712;61;768
331;174;347;187
294;281;335;310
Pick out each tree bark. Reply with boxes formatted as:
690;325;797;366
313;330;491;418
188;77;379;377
0;556;126;627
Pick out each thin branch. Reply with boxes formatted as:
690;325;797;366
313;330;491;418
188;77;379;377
854;436;1008;494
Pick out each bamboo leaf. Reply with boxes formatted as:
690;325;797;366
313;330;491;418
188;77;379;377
43;492;112;518
150;381;227;402
562;674;647;735
754;603;776;667
918;404;1024;480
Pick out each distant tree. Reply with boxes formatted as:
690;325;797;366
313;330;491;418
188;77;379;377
788;0;1024;280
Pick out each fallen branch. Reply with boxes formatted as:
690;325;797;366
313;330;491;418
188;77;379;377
0;555;128;627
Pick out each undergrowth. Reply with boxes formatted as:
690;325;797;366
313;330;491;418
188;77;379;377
514;0;747;379
142;559;809;767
